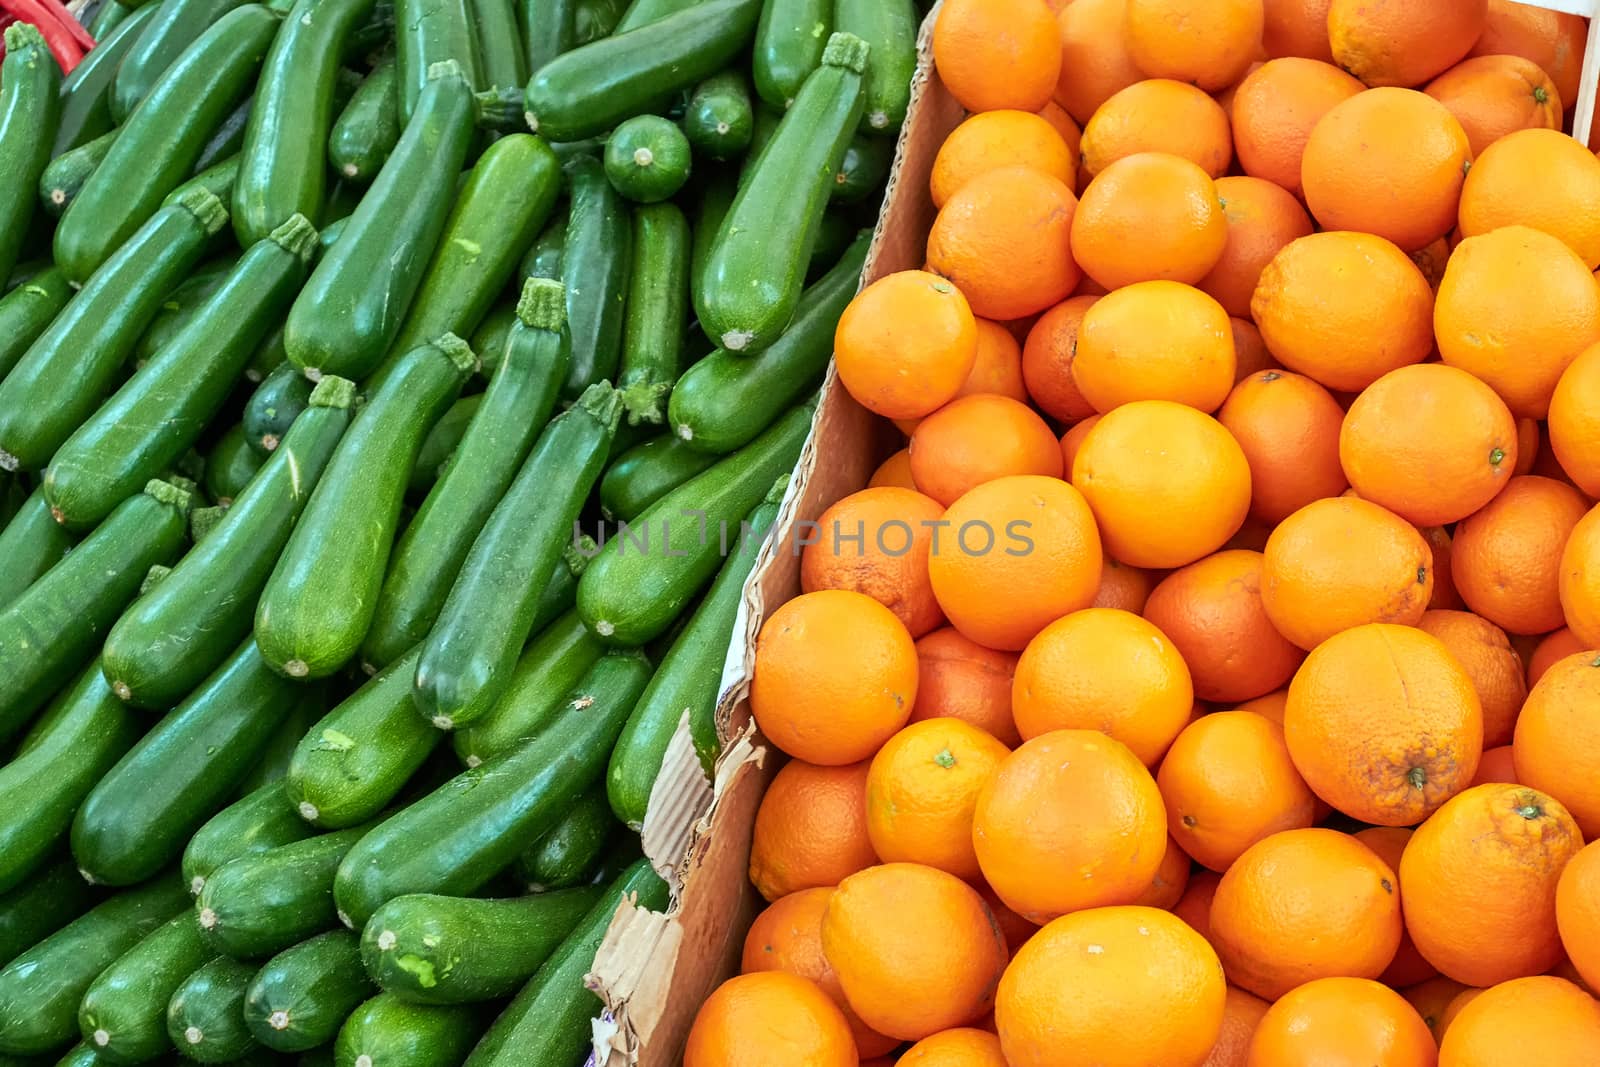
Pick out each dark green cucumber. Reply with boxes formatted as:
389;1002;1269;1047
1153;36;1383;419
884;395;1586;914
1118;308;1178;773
671;231;866;453
0;267;71;382
242;361;316;456
0;188;229;473
578;403;810;645
836;0;915;134
359;887;601;1004
239;693;325;796
394;0;479;123
78;911;215;1063
286;646;441;829
233;0;378;246
0;858;96;969
256;337;475;679
831;133;893;203
598;434;718;522
101;378;353;710
469;0;525;86
460;859;668;1067
194;95;255;174
56;5;277;283
518;211;565;285
70;641;301;886
684;71;753;160
0;487;75;611
183;782;318;898
408;394;483;496
244;931;375;1053
52;4;159;156
572;0;625;38
0;480;189;745
283;63;476;381
328;60;399;183
468;303;516;380
0;876;189;1056
44;214;319;530
522;0;761;142
133;258;237;367
607;481;783;823
0;26;61;290
336;651;652;928
166;958;261;1063
366;280;570;669
688;167;735;310
610;0;699;32
109;0;251;123
698;31;866;353
198;825;371;958
616;203;690;425
335;995;480;1067
39;130;116;220
752;0;830;111
412;384;622;730
0;662;141;894
203;424;263;505
604;117;691;204
520;0;575;72
516;787;613;889
165;155;242;207
558;156;630;400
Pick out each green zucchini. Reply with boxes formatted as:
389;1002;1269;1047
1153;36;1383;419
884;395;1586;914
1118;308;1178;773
283;62;476;381
70;640;301;887
53;5;159;156
244;325;288;384
90;0;133;37
688;168;735;310
738;104;781;181
0;857;96;969
133;259;237;367
244;931;375;1053
671;231;865;453
516;788;613;889
329;60;400;184
520;0;575;72
286;646;441;829
604;117;691;204
831;133;893;203
684;71;753;160
198;825;371;958
408;394;482;496
166;957;261;1063
610;0;699;32
44;214;318;530
598;434;718;521
109;0;251;123
0;480;189;745
578;403;810;644
194;95;255;175
51;1043;103;1067
57;6;277;283
460;859;668;1067
573;0;625;38
394;0;479;124
366;279;570;669
698;31;866;353
0;487;74;611
522;0;761;142
203;425;264;505
183;782;318;898
412;383;621;730
468;303;516;379
233;0;378;246
165;155;241;208
806;206;857;280
0;187;228;473
242;361;316;456
0;662;141;895
0;268;71;382
239;694;324;796
835;0;915;134
558;156;630;400
616;203;690;424
335;651;651;928
101;377;354;709
256;336;475;679
0;876;189;1056
360;887;601;1004
518;211;565;285
752;0;829;111
469;0;525;86
0;26;60;290
39;130;116;220
78;911;215;1063
335;995;480;1067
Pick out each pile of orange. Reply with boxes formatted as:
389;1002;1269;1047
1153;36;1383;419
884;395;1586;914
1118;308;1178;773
683;0;1600;1065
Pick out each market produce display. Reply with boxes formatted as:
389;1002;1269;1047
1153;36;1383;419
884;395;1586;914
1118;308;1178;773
684;1;1600;1065
0;0;913;1057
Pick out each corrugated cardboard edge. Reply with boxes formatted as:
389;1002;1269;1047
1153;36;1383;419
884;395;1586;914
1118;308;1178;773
588;8;966;1064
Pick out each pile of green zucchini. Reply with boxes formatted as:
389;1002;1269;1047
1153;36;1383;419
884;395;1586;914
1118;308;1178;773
0;0;916;1059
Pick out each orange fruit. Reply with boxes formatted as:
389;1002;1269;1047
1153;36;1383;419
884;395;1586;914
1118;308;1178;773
1530;627;1587;687
1071;280;1235;413
973;729;1168;922
1174;869;1222;939
1353;826;1440;987
976;882;1039;956
1144;550;1303;702
1459;129;1600;271
683;971;856;1067
1052;0;1145;124
1248;977;1436;1066
1558;840;1600;991
1327;0;1488;88
869;448;915;491
1550;341;1600;495
1217;370;1347;525
1300;88;1470;251
822;862;1009;1041
1210;827;1403;999
1230;58;1363;195
1470;0;1587;106
1091;550;1152;613
1562;505;1600;646
958;319;1028;403
931;110;1076;209
927;166;1081;321
1438;987;1489;1039
1261;0;1333;61
1197;176;1314;319
1401;782;1584;986
1417;610;1527;749
1011;607;1194;765
1070;152;1228;290
1424;55;1562;157
1135;834;1193;910
1411;235;1453;289
1035;100;1083;158
1058;417;1099;475
927;475;1103;652
1071;400;1252;568
1079;78;1233;178
1435;224;1600;419
1157;710;1317;872
909;627;1020;747
910;395;1064;507
1452;475;1590;636
1021;296;1098;423
1124;0;1265;91
931;0;1062;113
1229;318;1275;381
1514;650;1600;838
865;717;1011;880
749;759;879;901
997;905;1227;1067
801;486;947;638
1201;986;1271;1067
750;589;917;765
900;1028;1008;1067
1285;622;1482;825
1470;743;1521;787
1439;975;1600;1066
1404;975;1471;1044
1251;231;1435;392
1516;417;1541;475
1261;496;1434;650
836;270;978;420
1339;363;1519;526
